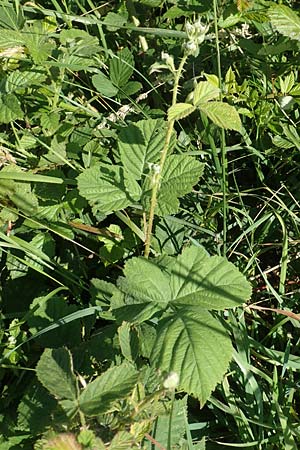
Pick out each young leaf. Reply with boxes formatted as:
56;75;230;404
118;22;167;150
269;5;300;41
170;246;252;309
151;307;232;405
77;164;137;215
92;72;118;98
199;102;242;132
118;119;168;180
36;348;77;401
79;362;139;416
168;103;196;121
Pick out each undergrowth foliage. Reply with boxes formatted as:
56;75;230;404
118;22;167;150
0;0;300;449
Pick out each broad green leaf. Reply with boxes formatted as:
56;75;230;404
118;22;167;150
36;348;78;401
103;12;128;31
157;155;204;215
170;246;252;309
168;103;196;121
119;256;171;303
118;119;167;180
17;382;57;433
120;80;142;97
112;302;162;324
109;431;136;450
77;164;135;215
110;47;134;88
192;81;220;106
92;72;118;98
151;308;232;404
0;93;23;123
269;5;300;41
0;29;23;47
79;362;139;416
199;101;242;132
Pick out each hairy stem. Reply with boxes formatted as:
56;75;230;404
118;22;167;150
144;55;188;258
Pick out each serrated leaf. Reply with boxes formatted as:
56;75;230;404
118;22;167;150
193;81;220;106
77;164;135;215
79;363;138;416
170;246;252;309
147;396;187;449
5;70;46;93
151;308;232;404
0;93;23;123
110;48;134;88
118;321;139;362
92;72;118;98
119;257;171;303
199;101;242;132
36;348;78;401
269;5;300;41
119;118;167;180
168;103;196;121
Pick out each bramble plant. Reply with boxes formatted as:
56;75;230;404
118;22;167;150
1;1;300;449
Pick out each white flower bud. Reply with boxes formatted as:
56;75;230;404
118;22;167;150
163;372;179;390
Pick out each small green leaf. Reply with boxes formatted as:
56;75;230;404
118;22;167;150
110;48;134;88
92;72;118;98
168;103;196;121
0;93;23;123
118;321;139;362
151;307;233;404
36;348;78;401
6;70;46;93
79;363;138;416
199;101;242;132
269;5;300;41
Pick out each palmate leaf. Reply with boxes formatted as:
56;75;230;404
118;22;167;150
170;246;252;309
199;102;242;132
77;164;139;215
269;5;300;42
142;155;204;215
151;307;232;405
118;118;169;180
79;362;139;416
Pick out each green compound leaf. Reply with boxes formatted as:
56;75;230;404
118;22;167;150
199;101;242;132
77;164;139;215
0;93;23;123
118;118;167;180
36;348;78;401
79;362;139;416
168;103;196;121
151;307;232;405
170;246;252;310
269;5;300;41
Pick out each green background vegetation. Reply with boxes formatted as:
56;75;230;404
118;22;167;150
0;0;300;448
